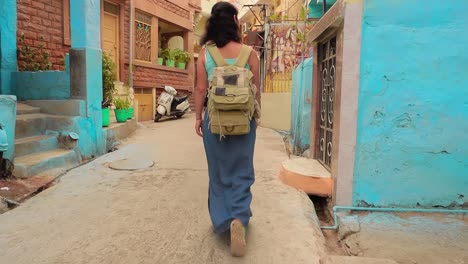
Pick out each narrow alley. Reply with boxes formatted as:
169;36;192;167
1;0;467;263
0;115;327;264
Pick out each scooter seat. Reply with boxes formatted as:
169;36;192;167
173;95;188;103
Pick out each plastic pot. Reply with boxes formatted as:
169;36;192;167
177;62;186;69
127;107;134;119
102;108;110;127
165;60;175;67
115;109;128;123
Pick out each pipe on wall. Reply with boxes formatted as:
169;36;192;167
128;0;134;88
320;206;468;230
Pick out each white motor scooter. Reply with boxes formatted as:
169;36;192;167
154;85;190;122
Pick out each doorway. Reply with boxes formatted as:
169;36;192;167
103;1;120;80
134;88;154;121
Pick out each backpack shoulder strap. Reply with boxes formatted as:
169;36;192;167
234;45;252;67
206;44;228;67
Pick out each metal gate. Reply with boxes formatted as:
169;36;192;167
316;36;336;170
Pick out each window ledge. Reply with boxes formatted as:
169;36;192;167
133;61;189;74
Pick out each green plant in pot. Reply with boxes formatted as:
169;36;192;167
158;48;164;65
102;52;117;127
126;98;134;119
163;48;177;67
113;98;128;123
175;49;190;69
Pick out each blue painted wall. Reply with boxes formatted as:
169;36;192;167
12;55;70;100
70;0;101;49
291;58;313;154
353;0;468;207
308;0;337;19
0;1;17;95
0;96;16;160
69;0;106;157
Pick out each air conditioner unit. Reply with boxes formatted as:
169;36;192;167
242;22;251;33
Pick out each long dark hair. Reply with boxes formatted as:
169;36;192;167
200;2;241;48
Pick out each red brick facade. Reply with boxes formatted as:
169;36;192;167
120;0;196;94
151;0;190;19
128;65;191;90
16;0;70;70
15;0;198;95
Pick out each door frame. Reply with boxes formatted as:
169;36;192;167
308;0;363;206
101;0;125;80
308;1;344;203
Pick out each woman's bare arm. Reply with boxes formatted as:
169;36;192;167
195;48;208;120
248;49;261;108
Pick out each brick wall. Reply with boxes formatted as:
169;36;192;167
121;0;194;95
17;0;69;70
124;64;193;91
151;0;190;19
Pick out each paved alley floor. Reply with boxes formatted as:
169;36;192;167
0;115;327;264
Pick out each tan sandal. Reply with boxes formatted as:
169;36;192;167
230;219;247;257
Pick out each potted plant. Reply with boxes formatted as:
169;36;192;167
126;98;134;119
175;49;190;69
13;34;70;101
163;48;177;67
158;48;164;65
102;52;117;127
113;98;128;123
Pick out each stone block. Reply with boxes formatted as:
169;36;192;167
25;100;86;116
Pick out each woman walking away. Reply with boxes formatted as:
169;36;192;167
194;1;261;258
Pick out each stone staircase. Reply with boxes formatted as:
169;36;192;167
13;103;82;178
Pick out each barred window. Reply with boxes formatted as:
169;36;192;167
135;11;152;62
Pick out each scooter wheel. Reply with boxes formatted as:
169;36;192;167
154;113;162;122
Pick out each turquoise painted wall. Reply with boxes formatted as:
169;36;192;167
353;0;468;207
308;0;337;19
0;1;17;95
12;71;70;100
0;96;16;160
70;0;101;49
69;0;106;157
291;58;313;154
12;55;70;100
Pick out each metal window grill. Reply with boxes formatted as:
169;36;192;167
316;36;336;170
135;11;152;62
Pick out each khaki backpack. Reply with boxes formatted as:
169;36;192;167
206;44;260;137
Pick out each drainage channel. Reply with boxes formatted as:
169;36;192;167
308;195;347;256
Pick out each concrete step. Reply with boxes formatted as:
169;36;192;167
14;134;58;158
16;103;40;115
13;149;81;178
15;113;78;138
321;256;398;264
279;156;332;197
104;118;137;151
25;100;86;117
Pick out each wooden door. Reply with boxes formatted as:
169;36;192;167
134;89;154;121
103;9;119;79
